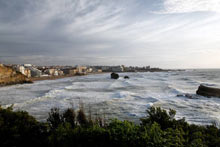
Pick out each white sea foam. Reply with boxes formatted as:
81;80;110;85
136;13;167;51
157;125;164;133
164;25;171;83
1;69;220;125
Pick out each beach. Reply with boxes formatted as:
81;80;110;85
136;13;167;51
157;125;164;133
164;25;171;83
30;72;106;82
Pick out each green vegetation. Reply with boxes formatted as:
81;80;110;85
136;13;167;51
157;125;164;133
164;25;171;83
0;106;220;147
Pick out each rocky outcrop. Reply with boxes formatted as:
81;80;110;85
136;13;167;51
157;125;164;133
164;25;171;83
196;85;220;98
0;65;32;86
124;76;129;79
111;72;119;79
177;94;199;99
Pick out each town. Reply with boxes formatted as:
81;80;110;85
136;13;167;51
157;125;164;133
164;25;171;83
1;63;169;79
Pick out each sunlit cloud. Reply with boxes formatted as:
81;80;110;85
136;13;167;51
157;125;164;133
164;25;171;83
163;0;220;13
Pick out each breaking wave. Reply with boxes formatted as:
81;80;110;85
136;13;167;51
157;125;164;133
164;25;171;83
1;69;220;125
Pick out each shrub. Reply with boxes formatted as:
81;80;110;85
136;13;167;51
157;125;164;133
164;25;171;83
1;105;220;147
47;108;63;130
107;119;140;147
0;106;47;147
77;105;88;126
62;108;76;128
141;107;176;130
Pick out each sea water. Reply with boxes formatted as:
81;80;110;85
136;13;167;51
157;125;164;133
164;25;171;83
1;69;220;125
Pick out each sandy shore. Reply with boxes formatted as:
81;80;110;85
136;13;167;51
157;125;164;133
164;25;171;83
0;72;108;87
31;75;75;81
30;72;106;82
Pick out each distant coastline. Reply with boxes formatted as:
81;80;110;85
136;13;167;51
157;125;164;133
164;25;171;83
0;63;184;87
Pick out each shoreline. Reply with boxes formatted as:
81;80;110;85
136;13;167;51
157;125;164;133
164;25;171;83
31;70;175;82
30;72;106;82
0;70;178;87
31;74;76;81
0;72;105;87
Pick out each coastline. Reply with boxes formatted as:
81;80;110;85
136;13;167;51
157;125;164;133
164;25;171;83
30;70;173;82
0;72;105;87
30;74;76;81
30;72;107;82
0;70;176;87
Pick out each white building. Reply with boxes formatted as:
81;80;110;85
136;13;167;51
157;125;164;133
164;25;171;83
87;68;93;73
77;66;87;74
13;65;31;78
17;66;25;75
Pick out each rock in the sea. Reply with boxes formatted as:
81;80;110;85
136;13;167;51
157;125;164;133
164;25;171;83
196;84;220;98
177;94;198;99
124;76;129;79
111;72;119;79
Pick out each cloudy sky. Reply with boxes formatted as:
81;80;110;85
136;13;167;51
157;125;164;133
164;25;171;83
0;0;220;68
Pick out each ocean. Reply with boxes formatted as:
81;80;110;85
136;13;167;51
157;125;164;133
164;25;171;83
1;69;220;125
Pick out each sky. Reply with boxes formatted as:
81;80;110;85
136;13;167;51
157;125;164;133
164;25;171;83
0;0;220;69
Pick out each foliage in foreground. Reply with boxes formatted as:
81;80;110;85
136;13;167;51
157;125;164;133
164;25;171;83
0;106;220;147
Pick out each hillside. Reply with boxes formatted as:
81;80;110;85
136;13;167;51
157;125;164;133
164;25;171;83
0;65;32;86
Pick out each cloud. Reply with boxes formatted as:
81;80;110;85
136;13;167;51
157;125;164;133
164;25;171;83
162;0;220;13
0;0;220;68
0;0;153;58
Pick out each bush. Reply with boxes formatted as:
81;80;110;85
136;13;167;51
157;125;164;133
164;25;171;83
141;107;176;129
77;108;88;126
1;106;220;147
47;108;63;130
62;108;76;128
107;119;140;147
0;106;47;147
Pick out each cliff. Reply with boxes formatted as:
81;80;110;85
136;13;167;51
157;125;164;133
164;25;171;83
0;65;32;86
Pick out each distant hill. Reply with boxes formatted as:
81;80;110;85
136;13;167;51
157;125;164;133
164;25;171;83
0;65;32;86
